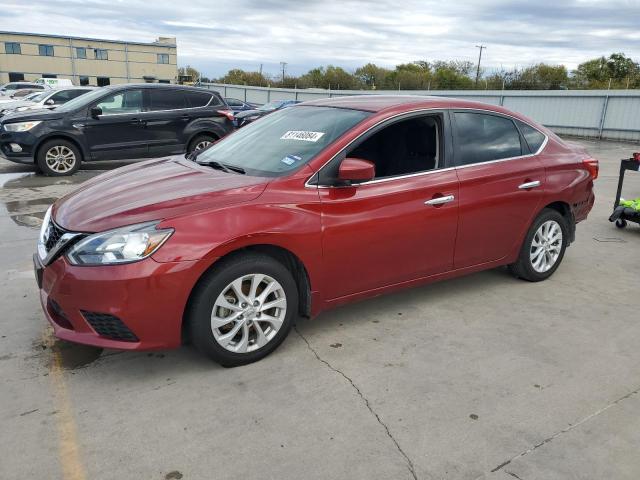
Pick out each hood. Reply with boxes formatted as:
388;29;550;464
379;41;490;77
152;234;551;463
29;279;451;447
1;108;63;123
53;156;270;232
0;100;33;112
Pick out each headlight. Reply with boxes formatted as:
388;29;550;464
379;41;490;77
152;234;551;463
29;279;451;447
66;221;173;266
4;120;42;132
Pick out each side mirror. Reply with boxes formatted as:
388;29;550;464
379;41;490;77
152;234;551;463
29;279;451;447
45;99;55;106
90;106;102;118
338;158;375;184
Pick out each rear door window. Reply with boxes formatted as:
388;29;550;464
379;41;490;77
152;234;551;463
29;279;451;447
148;89;187;111
453;112;523;166
185;91;214;108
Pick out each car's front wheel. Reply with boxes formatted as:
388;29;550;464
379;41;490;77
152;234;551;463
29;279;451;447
509;208;569;282
36;139;81;176
187;253;298;366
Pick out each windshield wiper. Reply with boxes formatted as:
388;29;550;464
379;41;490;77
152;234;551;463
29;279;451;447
199;160;245;175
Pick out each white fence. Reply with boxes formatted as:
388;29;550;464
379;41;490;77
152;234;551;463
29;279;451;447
202;83;640;142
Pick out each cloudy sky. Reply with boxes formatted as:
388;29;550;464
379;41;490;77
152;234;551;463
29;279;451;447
1;0;638;78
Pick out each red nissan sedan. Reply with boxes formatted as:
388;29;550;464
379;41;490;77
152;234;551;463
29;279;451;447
34;96;597;366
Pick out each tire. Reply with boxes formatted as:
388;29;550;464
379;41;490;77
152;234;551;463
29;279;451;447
509;208;569;282
616;219;627;229
188;134;216;154
36;139;81;176
187;253;298;367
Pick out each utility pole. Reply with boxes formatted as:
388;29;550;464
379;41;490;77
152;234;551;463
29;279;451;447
475;44;486;87
280;62;287;84
259;63;263;86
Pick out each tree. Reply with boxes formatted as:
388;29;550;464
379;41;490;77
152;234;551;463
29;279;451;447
178;65;203;83
573;53;640;88
217;69;269;86
354;63;391;89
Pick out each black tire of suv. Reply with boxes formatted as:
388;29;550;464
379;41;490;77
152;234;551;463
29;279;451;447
508;208;569;282
187;253;298;367
36;139;81;176
187;134;216;154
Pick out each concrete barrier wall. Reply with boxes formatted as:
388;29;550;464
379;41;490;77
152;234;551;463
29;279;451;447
203;83;640;142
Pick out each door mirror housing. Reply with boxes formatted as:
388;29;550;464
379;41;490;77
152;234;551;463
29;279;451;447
90;106;102;118
338;158;375;184
45;99;55;106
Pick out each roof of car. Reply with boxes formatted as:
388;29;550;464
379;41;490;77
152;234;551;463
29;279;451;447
104;83;218;94
301;95;506;114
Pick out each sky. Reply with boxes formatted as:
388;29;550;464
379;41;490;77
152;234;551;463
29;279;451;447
1;0;639;79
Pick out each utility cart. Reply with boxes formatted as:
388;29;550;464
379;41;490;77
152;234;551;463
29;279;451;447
609;152;640;229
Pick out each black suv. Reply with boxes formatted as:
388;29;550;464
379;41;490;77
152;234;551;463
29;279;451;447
0;84;234;176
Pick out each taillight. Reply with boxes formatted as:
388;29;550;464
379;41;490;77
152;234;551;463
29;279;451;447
633;152;640;162
217;109;234;121
583;158;599;180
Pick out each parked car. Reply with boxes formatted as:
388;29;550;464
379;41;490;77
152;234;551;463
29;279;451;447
233;99;300;128
0;82;44;96
0;84;234;176
224;97;258;113
33;96;597;366
0;87;95;117
0;91;41;104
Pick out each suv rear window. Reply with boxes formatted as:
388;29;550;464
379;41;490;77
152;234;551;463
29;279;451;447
185;90;214;108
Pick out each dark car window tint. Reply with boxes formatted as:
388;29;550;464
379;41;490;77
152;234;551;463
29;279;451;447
96;90;143;115
516;120;546;153
454;112;522;166
185;91;213;108
149;89;186;111
226;98;241;107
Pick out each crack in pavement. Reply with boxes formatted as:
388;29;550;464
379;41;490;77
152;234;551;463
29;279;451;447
483;386;640;478
294;327;418;480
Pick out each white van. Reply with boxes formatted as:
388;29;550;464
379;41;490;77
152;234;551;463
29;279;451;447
34;78;74;89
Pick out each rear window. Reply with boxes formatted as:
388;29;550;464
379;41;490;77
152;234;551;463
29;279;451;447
148;89;186;111
185;91;214;108
516;120;546;153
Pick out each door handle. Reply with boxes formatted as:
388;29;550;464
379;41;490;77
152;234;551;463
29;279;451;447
518;180;541;190
425;194;455;206
130;118;141;125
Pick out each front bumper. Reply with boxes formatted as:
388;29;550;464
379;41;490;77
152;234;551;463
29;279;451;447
35;253;209;350
0;130;37;163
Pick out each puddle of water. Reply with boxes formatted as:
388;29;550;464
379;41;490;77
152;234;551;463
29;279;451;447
0;171;96;189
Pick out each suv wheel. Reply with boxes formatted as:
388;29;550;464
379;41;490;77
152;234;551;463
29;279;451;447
509;208;569;282
187;253;298;366
37;139;81;176
188;134;216;154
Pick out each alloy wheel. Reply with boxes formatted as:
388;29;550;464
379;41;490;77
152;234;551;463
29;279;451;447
530;220;563;273
45;145;76;173
211;274;287;353
194;140;211;151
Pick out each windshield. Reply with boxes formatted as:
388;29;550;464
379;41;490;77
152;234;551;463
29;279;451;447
197;106;370;177
55;88;105;112
257;101;283;112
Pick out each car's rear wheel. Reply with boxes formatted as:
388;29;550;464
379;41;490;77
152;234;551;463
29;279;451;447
187;253;298;366
36;139;81;176
509;208;569;282
188;134;216;154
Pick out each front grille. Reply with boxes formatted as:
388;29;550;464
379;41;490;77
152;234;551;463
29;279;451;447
81;311;139;342
44;219;66;251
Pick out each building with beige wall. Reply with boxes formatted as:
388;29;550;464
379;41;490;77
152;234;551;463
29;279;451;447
0;31;178;86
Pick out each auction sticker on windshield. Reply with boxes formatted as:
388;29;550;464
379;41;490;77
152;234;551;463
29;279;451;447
280;131;325;142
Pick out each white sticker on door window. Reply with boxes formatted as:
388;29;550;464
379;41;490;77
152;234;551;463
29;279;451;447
280;130;325;142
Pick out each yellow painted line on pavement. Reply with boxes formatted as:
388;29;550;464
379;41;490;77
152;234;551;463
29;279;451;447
42;328;87;480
